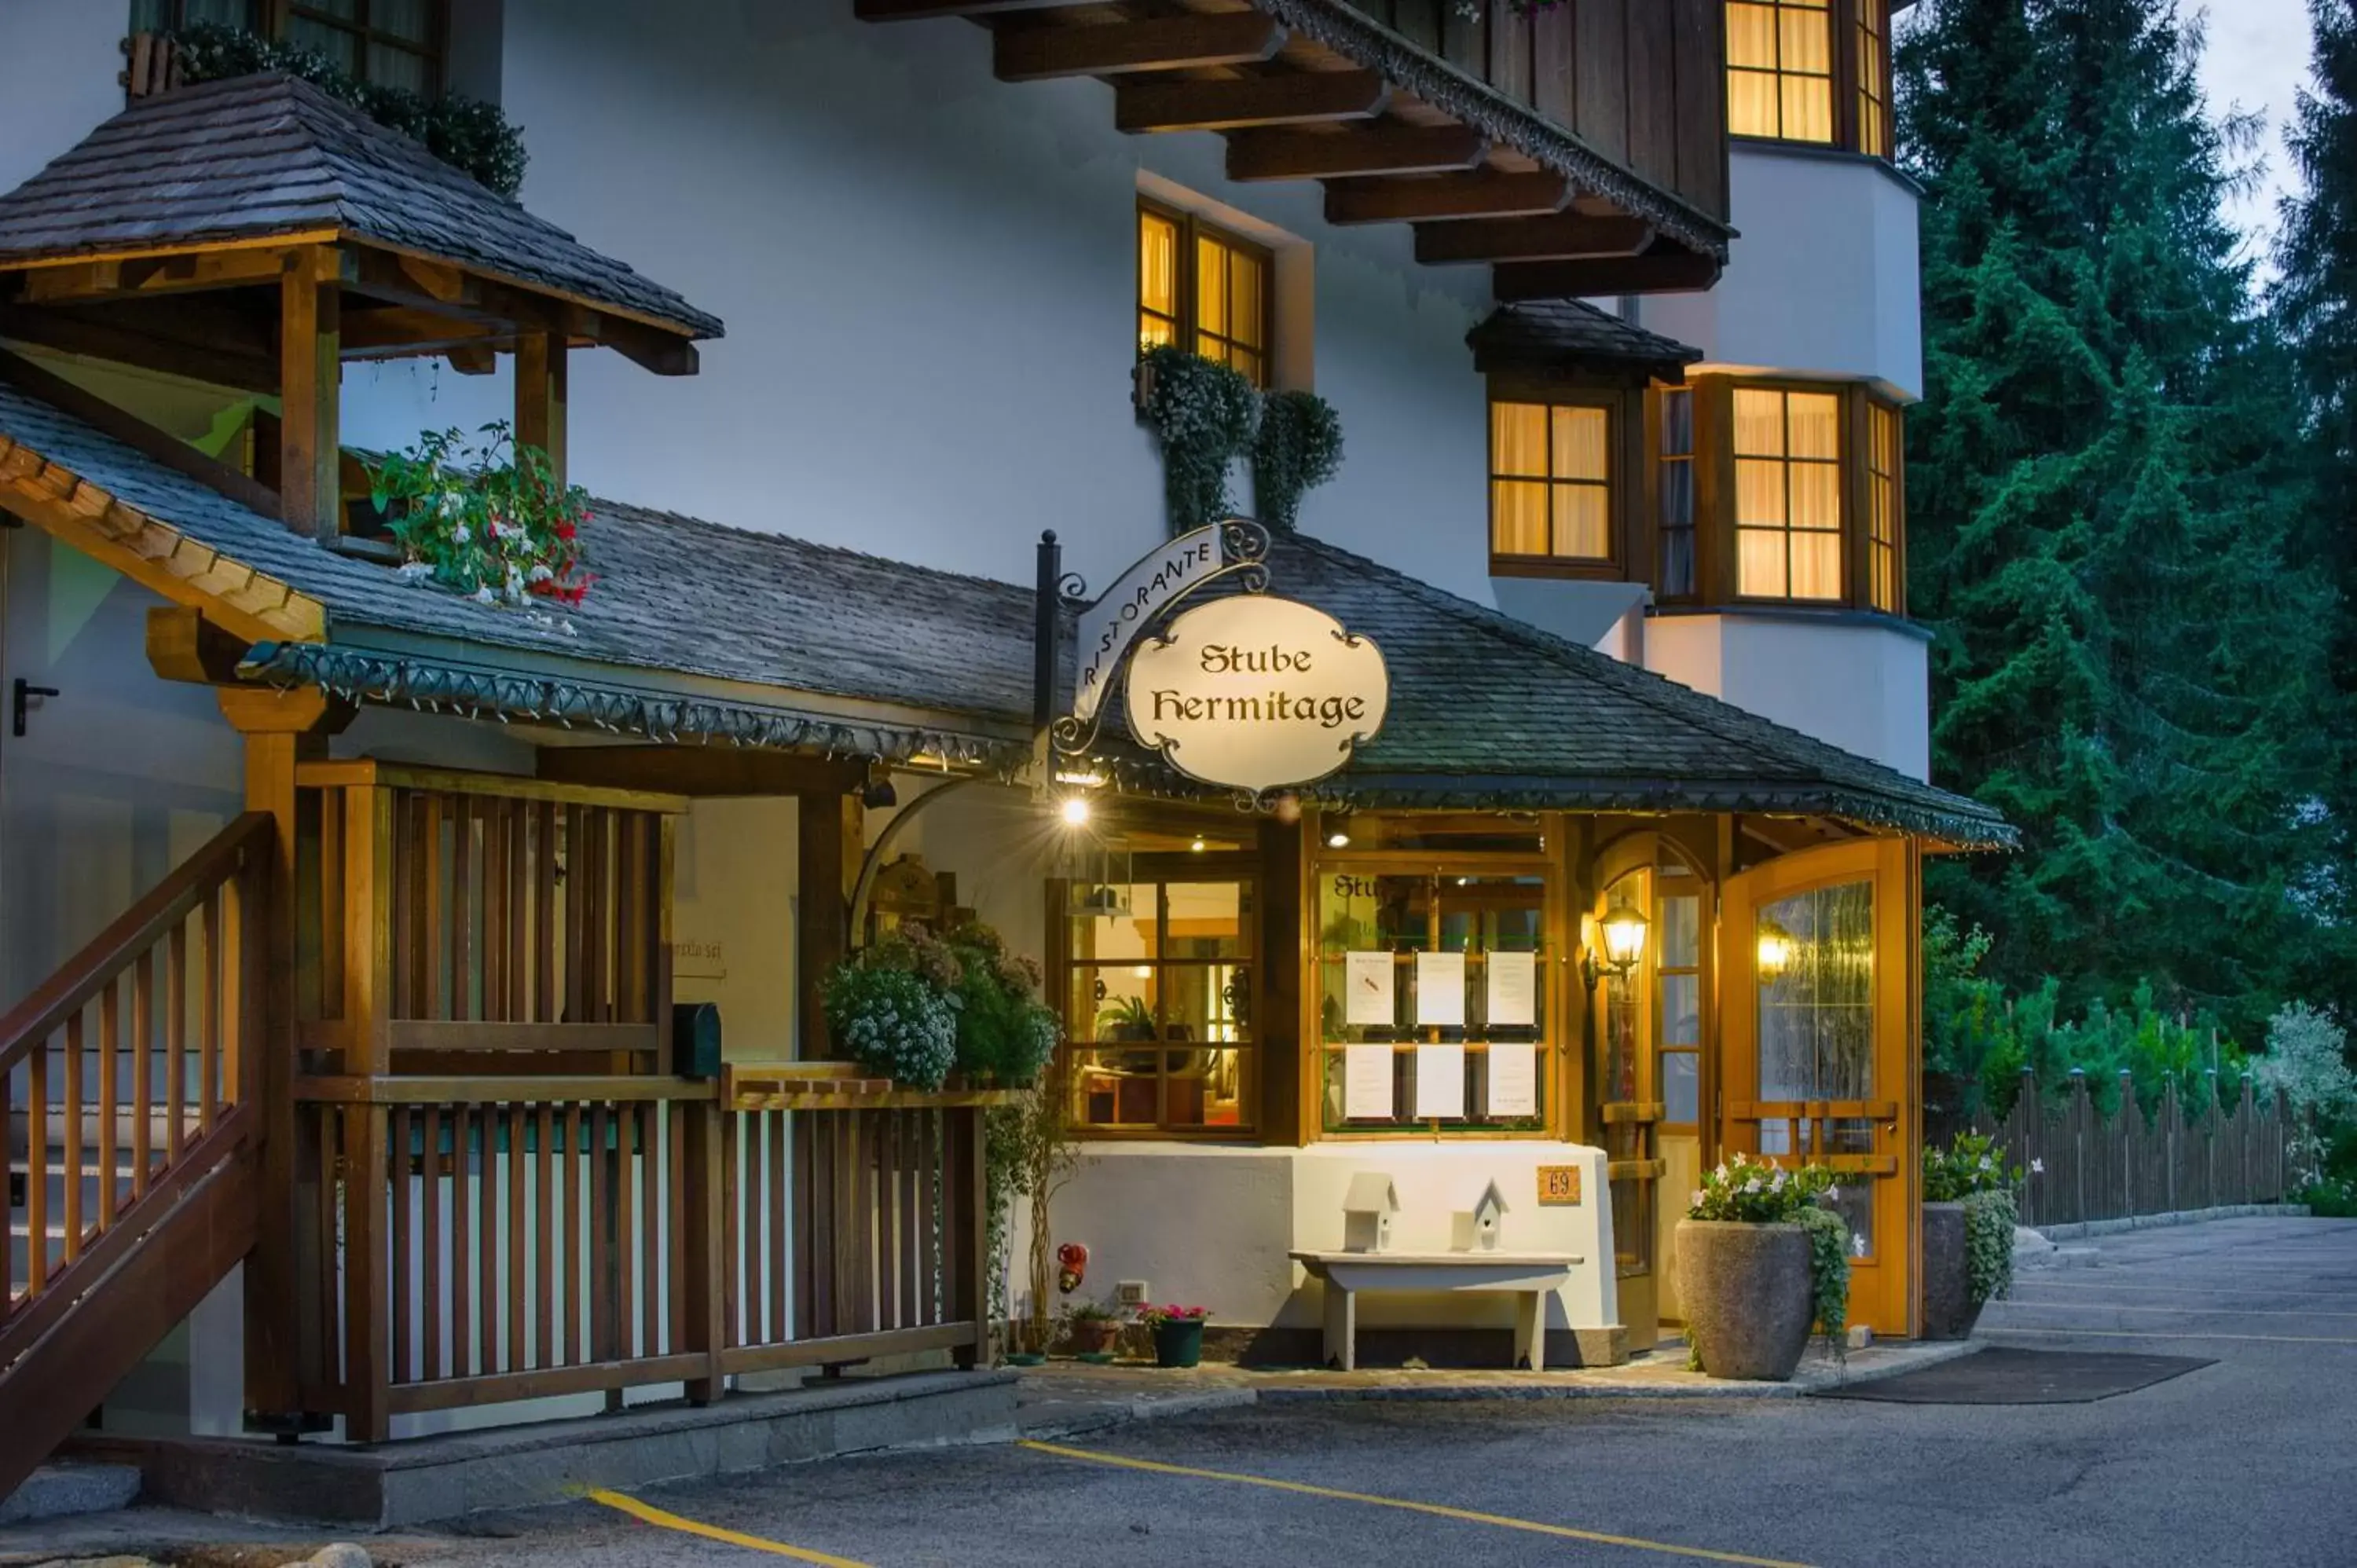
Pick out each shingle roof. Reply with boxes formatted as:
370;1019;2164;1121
0;73;720;339
0;380;2008;845
1467;299;1704;380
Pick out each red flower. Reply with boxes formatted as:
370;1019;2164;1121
555;521;577;540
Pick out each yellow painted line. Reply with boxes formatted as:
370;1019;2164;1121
586;1487;875;1566
1017;1439;1816;1568
1991;1327;2357;1346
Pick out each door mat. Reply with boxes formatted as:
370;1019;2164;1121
1813;1347;2215;1405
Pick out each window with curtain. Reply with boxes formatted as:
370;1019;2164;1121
1658;388;1697;598
1755;878;1878;1256
1857;0;1892;159
1734;387;1844;602
1867;399;1902;613
1138;201;1273;388
1490;399;1614;564
1726;0;1835;145
132;0;445;94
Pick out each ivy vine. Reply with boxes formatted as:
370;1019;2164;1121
1962;1187;2019;1307
1253;389;1345;533
1797;1207;1852;1366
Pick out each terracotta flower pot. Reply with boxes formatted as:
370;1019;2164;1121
1919;1201;1983;1341
1152;1317;1205;1368
1067;1317;1120;1355
1677;1219;1813;1381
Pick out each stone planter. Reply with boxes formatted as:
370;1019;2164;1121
1920;1201;1983;1340
1677;1219;1813;1380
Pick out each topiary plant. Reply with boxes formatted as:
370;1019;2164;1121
1138;345;1259;533
1252;389;1343;532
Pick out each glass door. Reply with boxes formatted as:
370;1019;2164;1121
1718;839;1919;1335
1595;866;1661;1341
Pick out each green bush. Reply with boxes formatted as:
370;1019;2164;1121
174;22;528;196
1962;1188;2018;1306
821;962;956;1091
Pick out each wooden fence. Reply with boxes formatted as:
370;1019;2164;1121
1929;1068;2297;1229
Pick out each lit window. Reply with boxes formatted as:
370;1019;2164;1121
1490;400;1614;562
1733;387;1844;601
1138;201;1272;388
1061;874;1256;1136
1857;0;1892;159
133;0;446;94
1727;0;1835;145
1867;400;1902;613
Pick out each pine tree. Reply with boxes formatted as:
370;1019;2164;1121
1901;0;2331;1034
2275;0;2357;1019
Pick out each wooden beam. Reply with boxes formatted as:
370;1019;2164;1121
217;685;357;736
797;791;858;1059
1491;247;1724;300
277;247;341;540
339;303;504;356
856;0;1076;16
1325;170;1572;225
0;302;278;393
1116;70;1389;134
994;14;1286;82
445;344;497;375
1415;214;1656;265
10;245;309;306
145;605;251;686
1227;124;1488;181
513;330;567;488
538;745;865;798
0;343;282;521
346;247;699;377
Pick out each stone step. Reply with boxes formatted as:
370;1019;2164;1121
0;1461;141;1526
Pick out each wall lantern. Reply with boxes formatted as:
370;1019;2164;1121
1058;794;1093;828
1757;919;1797;983
1582;907;1649;989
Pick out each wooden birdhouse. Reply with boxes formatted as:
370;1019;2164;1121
1342;1172;1399;1254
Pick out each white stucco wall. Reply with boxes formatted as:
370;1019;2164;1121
1642;145;1924;400
315;0;1496;606
1645;612;1931;780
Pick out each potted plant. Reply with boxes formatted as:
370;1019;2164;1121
1138;1304;1208;1368
1095;995;1157;1042
819;958;958;1091
1060;1298;1123;1360
1677;1153;1849;1380
1922;1131;2023;1339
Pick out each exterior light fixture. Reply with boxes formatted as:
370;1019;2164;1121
1582;907;1650;989
1058;795;1093;828
1327;830;1351;848
1189;837;1207;853
1756;920;1796;982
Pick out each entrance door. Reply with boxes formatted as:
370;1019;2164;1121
1719;839;1919;1335
1595;863;1660;1342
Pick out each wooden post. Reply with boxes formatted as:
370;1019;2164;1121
219;687;349;1432
343;782;395;1440
947;1105;987;1368
1257;815;1303;1147
679;1098;725;1404
277;247;343;540
796;793;860;1058
514;330;569;488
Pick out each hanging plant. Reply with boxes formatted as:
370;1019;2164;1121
820;960;959;1091
1252;389;1344;533
1138;345;1259;534
369;422;592;609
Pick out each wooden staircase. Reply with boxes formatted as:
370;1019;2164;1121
0;813;270;1502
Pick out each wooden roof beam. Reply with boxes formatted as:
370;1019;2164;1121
1415;214;1656;266
995;14;1287;82
1116;71;1389;134
1325;171;1572;226
1491;247;1724;300
346;246;698;376
1226;124;1488;181
0;302;277;393
856;0;1076;17
9;244;322;306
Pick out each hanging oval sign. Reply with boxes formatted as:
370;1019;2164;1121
1125;594;1388;793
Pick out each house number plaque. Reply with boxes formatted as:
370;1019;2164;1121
1536;1166;1582;1206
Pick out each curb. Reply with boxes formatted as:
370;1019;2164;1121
2030;1204;2311;1242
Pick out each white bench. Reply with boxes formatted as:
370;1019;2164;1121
1289;1250;1582;1372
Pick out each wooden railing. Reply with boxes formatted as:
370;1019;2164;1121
3;811;269;1324
294;1077;992;1439
1930;1070;2297;1229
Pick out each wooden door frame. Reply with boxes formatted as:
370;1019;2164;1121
1717;836;1921;1337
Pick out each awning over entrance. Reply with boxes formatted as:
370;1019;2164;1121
0;376;2010;848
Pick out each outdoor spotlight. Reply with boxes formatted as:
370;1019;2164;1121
1059;794;1093;827
860;776;898;809
1582;907;1650;989
1190;837;1208;853
1326;830;1351;848
1757;921;1797;982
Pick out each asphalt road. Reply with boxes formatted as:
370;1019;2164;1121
399;1216;2357;1568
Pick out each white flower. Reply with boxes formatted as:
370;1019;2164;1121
1852;1234;1868;1258
1690;1189;1706;1209
1743;1177;1762;1194
396;561;434;582
2029;1158;2044;1175
471;586;496;606
452;523;471;545
1827;1185;1842;1202
528;563;554;583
